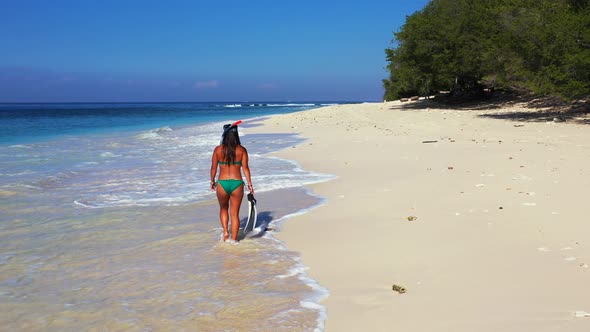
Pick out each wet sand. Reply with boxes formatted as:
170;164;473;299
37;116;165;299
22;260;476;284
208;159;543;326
253;100;590;331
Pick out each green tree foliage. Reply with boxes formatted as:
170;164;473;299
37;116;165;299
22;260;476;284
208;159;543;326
383;0;590;101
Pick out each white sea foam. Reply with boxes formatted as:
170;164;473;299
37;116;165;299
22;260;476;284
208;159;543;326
0;170;35;177
266;103;316;107
208;173;332;331
274;255;329;332
73;200;96;208
100;152;120;158
251;173;336;193
134;126;174;140
221;103;321;108
70;143;333;208
248;186;330;331
135;132;162;140
9;183;42;190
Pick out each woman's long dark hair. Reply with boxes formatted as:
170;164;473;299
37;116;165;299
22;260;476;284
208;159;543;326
221;128;241;164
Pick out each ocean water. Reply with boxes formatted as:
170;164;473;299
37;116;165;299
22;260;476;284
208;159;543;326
0;102;337;331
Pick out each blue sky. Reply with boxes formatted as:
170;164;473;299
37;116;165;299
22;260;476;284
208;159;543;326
0;0;430;102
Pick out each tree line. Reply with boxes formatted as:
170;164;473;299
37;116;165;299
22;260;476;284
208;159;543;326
383;0;590;102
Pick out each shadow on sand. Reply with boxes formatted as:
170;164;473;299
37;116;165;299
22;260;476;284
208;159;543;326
237;211;274;240
389;94;590;124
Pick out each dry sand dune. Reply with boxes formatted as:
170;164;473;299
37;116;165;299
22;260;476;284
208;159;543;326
253;100;590;331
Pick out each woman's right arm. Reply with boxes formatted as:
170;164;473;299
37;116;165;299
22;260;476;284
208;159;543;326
210;146;219;190
241;147;254;193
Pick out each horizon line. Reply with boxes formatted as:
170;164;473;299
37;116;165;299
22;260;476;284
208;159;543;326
0;100;372;105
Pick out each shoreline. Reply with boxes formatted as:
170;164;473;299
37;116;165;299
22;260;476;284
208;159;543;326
252;100;590;331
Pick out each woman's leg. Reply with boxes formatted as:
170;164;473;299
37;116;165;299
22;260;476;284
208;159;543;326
229;184;244;241
216;185;230;241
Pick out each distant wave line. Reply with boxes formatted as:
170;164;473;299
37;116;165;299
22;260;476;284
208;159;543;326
223;103;322;108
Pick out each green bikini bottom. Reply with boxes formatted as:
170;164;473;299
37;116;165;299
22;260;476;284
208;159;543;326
217;179;244;195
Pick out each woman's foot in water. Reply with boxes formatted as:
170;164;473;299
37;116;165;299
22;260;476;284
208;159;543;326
222;231;230;242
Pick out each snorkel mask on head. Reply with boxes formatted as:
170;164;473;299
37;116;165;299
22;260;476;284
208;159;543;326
220;120;242;144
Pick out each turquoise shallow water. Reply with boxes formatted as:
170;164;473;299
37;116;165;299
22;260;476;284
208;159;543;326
0;103;337;331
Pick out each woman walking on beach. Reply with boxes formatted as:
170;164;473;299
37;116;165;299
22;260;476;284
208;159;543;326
210;121;254;242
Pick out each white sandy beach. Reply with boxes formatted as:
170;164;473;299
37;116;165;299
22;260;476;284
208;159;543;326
253;100;590;331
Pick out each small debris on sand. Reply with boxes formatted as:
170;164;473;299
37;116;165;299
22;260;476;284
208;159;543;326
392;284;407;294
553;117;565;123
406;216;418;221
574;311;590;318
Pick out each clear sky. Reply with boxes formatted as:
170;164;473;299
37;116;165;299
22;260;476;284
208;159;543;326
0;0;430;102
